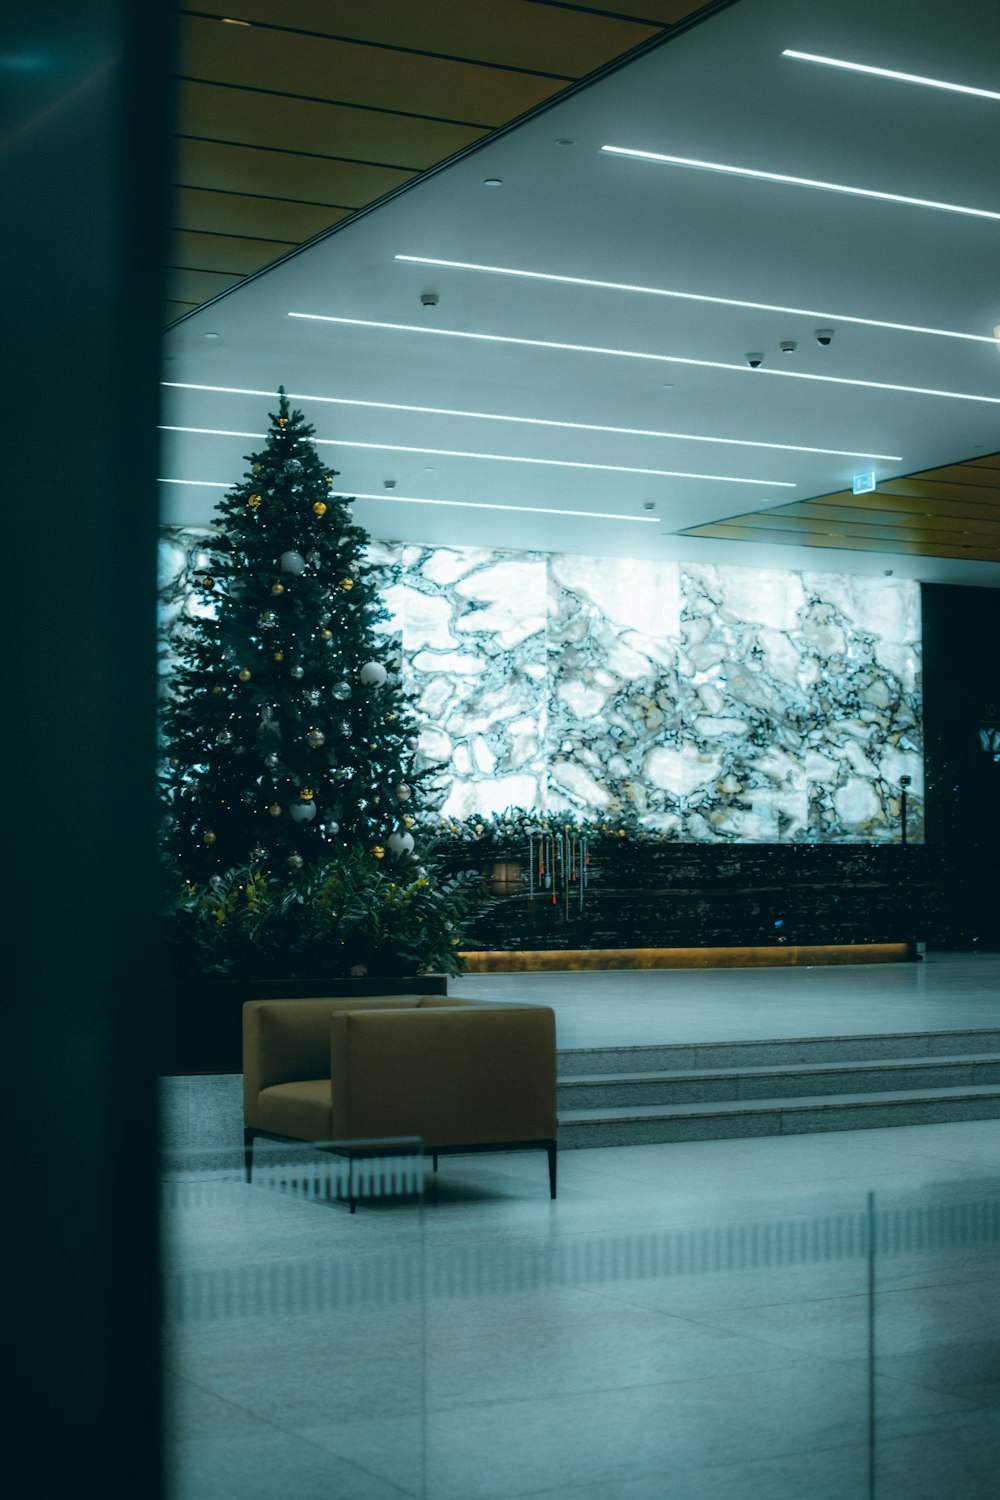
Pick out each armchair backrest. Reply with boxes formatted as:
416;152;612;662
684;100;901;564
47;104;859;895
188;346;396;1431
243;996;456;1113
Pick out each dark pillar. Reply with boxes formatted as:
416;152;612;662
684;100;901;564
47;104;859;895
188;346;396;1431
4;2;172;1492
921;583;1000;948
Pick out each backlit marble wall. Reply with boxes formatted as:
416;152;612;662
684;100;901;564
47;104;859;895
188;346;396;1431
162;533;924;842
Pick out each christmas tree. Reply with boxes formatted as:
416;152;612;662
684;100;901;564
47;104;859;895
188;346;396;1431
161;390;422;882
160;391;484;980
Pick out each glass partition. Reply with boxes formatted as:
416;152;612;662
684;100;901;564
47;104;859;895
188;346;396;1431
162;1148;1000;1499
162;1138;426;1500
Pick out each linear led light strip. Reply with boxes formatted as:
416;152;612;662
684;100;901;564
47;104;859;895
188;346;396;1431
600;145;1000;223
156;477;659;524
161;381;901;460
287;314;1000;406
783;49;1000;103
158;425;792;487
395;255;994;347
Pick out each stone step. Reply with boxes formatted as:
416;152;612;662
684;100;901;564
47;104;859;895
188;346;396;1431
557;1053;1000;1109
558;1083;1000;1149
556;1027;1000;1078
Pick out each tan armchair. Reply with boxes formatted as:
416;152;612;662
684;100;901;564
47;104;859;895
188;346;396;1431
243;996;557;1207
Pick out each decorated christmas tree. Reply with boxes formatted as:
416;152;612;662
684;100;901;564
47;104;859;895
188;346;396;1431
160;391;479;979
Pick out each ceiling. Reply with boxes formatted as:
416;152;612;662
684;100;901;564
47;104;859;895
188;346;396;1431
162;0;1000;585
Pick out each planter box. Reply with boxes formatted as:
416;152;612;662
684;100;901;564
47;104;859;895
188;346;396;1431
161;973;449;1075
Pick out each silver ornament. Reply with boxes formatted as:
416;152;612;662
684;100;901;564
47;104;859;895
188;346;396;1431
307;728;326;748
359;661;387;687
332;681;350;700
395;783;412;803
280;550;306;575
290;665;304;680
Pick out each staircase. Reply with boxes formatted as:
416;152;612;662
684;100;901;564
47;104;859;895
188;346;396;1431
557;1027;1000;1148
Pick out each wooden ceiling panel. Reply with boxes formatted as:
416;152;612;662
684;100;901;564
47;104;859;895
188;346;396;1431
913;463;1000;490
173;187;352;241
180;16;560;127
775;502;957;528
197;1;661;77
575;1;711;17
166;267;246;304
687;522;1000;563
179;80;484;170
681;450;1000;563
176;138;414;205
168;0;716;323
171;230;295;275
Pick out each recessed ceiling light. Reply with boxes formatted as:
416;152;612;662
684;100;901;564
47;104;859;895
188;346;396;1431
160;383;903;460
483;178;503;187
600;145;1000;222
287;315;1000;405
555;137;576;146
203;331;221;340
349;492;659;523
394;255;995;345
782;49;1000;103
158;425;793;487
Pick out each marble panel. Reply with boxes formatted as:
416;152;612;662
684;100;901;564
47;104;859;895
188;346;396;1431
159;532;923;842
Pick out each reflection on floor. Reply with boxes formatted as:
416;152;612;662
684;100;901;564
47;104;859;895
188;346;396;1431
164;954;1000;1499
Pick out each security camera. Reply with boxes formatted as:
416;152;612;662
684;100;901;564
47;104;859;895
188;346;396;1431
746;352;764;368
779;339;797;354
420;291;439;307
899;775;912;788
815;328;834;346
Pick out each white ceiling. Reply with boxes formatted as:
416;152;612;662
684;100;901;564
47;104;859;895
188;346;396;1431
161;0;1000;584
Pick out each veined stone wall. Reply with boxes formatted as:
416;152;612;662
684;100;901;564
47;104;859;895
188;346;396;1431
161;532;924;843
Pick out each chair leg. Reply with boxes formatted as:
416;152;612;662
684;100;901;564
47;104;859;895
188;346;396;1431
244;1128;255;1184
547;1142;557;1200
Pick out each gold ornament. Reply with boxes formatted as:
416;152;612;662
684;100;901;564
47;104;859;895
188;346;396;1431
212;685;223;695
372;845;385;859
385;712;397;722
252;463;261;473
313;501;327;516
269;803;282;817
271;581;285;595
238;668;251;682
321;629;333;640
403;815;414;828
350;963;368;977
300;787;314;801
287;854;303;869
341;579;354;590
278;417;287;427
273;650;284;662
203;830;217;845
248;494;262;507
326;475;334;487
200;575;215;590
